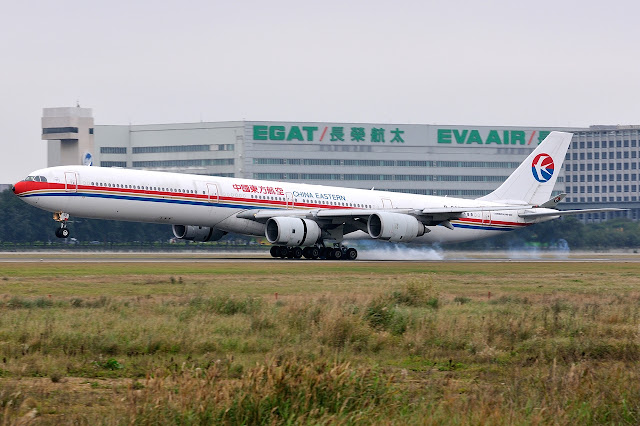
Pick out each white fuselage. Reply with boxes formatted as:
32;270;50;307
14;166;554;244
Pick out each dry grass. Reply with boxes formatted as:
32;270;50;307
0;260;639;424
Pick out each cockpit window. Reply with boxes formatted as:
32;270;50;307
24;175;47;182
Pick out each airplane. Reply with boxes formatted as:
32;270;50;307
12;131;623;260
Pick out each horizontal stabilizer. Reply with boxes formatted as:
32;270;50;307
519;208;627;219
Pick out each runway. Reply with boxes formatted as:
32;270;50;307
0;250;638;263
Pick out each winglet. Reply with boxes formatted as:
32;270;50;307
538;193;566;208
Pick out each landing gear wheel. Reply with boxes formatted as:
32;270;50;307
55;228;69;239
345;248;358;260
332;248;342;260
324;248;334;260
309;246;320;259
303;247;321;259
270;246;287;259
292;247;303;259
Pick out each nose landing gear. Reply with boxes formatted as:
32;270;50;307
53;212;70;239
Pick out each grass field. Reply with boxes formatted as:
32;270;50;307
0;259;639;424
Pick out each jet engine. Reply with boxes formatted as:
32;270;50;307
265;217;322;247
172;225;227;242
367;212;426;242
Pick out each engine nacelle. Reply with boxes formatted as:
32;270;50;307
367;212;425;242
265;217;321;247
172;225;227;242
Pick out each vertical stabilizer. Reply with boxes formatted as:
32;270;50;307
479;131;573;205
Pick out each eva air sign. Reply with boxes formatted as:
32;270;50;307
437;129;551;145
253;125;406;144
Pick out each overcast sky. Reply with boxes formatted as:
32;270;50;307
2;0;639;183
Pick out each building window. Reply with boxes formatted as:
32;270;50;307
100;147;127;154
100;161;127;167
43;127;78;134
132;159;234;168
132;145;211;154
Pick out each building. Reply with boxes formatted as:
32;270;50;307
42;107;94;167
564;126;640;221
41;107;637;221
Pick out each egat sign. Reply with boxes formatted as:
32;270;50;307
252;124;406;144
437;129;551;145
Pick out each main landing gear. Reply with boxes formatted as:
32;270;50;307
53;212;70;239
269;244;358;260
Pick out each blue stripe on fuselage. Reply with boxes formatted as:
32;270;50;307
451;222;514;232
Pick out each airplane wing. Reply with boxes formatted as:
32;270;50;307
237;203;531;221
236;208;399;222
237;203;628;233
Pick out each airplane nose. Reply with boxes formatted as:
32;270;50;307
12;181;25;195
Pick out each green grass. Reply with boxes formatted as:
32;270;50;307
0;259;640;424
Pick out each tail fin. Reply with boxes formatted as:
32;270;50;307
479;131;573;205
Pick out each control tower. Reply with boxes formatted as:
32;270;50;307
42;106;95;166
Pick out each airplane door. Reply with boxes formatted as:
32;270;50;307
482;211;491;225
64;172;78;193
286;192;294;209
382;198;393;209
207;183;219;203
